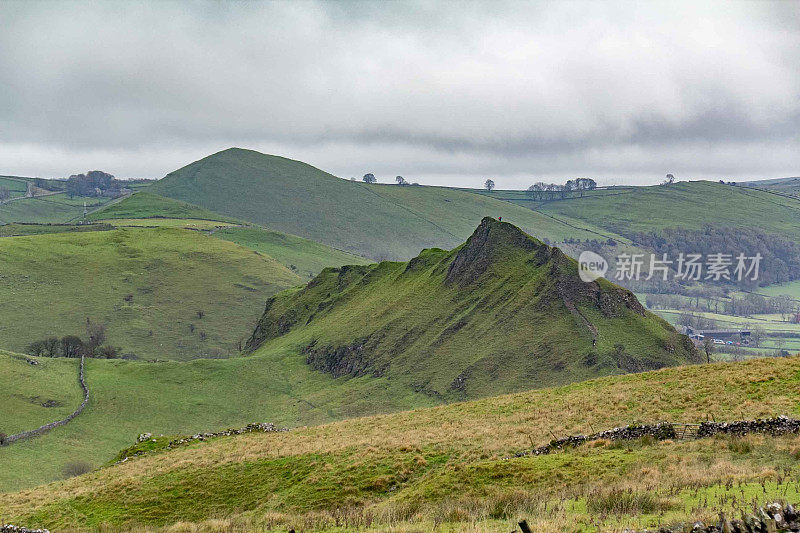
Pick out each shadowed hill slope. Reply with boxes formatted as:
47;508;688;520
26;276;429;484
247;218;699;400
149;148;613;260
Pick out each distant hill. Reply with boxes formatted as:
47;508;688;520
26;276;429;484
521;181;800;240
247;218;698;400
741;176;800;196
0;227;301;360
149;148;621;260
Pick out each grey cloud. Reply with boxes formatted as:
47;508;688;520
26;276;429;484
0;0;798;186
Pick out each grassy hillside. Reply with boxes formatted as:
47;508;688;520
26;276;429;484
4;356;800;531
0;221;694;493
213;226;370;279
0;193;111;224
87;192;238;223
248;218;698;401
0;227;301;361
149;148;618;259
526;181;800;239
0;351;83;435
0;222;114;236
0;343;438;492
742;176;800;196
0;175;30;195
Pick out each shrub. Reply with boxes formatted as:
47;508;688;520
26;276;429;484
95;345;120;359
728;437;754;454
26;340;46;357
43;336;60;357
586;488;668;515
61;335;85;358
62;460;93;478
0;432;7;445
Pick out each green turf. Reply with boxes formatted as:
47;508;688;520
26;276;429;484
149;148;617;259
0;351;83;435
0;222;115;236
213;226;369;279
0;227;301;361
0;342;437;492
87;192;238;222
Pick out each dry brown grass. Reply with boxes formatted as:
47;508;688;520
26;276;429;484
3;356;800;531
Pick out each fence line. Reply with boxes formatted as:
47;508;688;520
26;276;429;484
2;355;89;446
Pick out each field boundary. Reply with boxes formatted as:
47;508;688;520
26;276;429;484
2;355;89;446
515;416;800;457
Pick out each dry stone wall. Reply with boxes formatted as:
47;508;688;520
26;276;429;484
2;356;88;446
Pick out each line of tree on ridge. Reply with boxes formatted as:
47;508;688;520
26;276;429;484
526;178;598;200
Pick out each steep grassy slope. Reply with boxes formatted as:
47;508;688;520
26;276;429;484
529;181;800;239
0;228;301;360
87;192;238;222
4;356;800;532
248;218;698;401
149;148;610;259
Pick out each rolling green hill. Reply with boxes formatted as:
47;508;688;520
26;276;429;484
519;181;800;240
0;220;695;493
4;355;800;532
0;227;301;361
213;226;370;279
742;176;800;195
0;192;120;224
248;218;698;400
149;148;621;259
87;192;239;223
90;192;372;277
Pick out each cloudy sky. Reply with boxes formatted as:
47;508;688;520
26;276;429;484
1;1;798;188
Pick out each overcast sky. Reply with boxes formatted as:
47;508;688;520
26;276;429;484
1;1;798;188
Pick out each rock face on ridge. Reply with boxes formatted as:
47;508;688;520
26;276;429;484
247;218;699;401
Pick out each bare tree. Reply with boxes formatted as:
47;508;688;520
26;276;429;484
702;337;715;364
664;173;675;185
85;319;106;354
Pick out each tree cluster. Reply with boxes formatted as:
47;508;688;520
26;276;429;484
26;319;123;359
65;170;124;198
526;178;597;200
